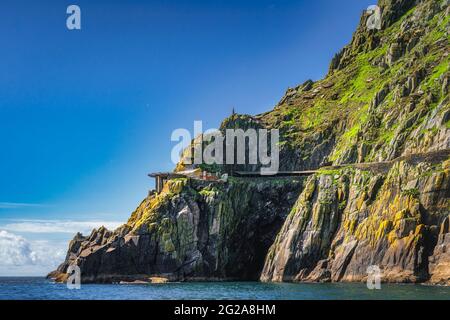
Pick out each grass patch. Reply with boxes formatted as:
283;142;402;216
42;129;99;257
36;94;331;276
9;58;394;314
401;188;420;199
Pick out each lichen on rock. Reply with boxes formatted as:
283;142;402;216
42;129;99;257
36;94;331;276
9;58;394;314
49;0;450;286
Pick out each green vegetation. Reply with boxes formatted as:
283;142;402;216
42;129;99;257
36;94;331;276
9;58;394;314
401;188;420;199
317;168;342;176
199;163;224;174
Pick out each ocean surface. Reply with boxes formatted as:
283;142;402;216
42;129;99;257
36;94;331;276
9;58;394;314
0;277;448;300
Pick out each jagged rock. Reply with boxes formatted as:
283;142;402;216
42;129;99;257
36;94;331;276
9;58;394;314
442;74;449;96
329;0;418;74
370;85;390;109
304;259;331;282
51;0;450;286
329;50;345;74
429;216;450;285
300;79;314;92
386;42;404;66
50;178;304;283
261;159;449;284
303;93;316;100
379;0;416;28
260;175;341;282
404;68;426;95
357;142;370;163
330;93;339;100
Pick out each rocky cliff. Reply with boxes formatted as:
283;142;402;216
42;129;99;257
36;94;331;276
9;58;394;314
50;0;449;285
261;153;449;284
49;177;304;283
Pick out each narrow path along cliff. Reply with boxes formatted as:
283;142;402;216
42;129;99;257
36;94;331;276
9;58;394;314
49;0;450;285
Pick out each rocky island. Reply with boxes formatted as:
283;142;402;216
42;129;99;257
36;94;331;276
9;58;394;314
49;0;450;286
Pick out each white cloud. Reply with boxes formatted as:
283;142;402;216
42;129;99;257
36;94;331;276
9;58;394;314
0;230;68;276
29;240;66;267
0;202;47;209
0;219;123;276
0;230;37;266
1;219;122;234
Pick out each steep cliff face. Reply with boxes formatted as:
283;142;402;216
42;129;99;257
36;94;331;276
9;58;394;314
258;0;449;170
50;178;303;283
50;0;449;285
261;155;449;284
259;0;450;285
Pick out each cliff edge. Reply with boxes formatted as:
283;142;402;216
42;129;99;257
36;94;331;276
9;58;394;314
49;0;450;285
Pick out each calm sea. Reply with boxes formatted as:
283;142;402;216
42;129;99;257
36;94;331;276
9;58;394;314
0;277;448;300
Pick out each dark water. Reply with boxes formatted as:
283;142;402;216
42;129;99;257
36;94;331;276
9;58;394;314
0;277;449;300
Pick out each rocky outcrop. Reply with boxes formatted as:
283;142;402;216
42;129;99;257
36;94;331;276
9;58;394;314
50;178;303;283
317;0;450;285
50;0;449;285
429;216;450;285
261;158;450;284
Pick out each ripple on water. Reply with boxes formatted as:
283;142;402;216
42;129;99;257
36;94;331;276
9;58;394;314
0;278;449;300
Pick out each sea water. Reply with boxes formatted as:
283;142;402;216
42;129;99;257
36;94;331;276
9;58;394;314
0;277;448;300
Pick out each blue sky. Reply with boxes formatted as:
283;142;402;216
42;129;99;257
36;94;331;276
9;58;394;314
0;0;374;275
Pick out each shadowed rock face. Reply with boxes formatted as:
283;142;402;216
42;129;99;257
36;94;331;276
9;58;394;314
50;0;449;285
260;0;450;285
51;178;304;283
429;216;450;285
261;159;450;284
